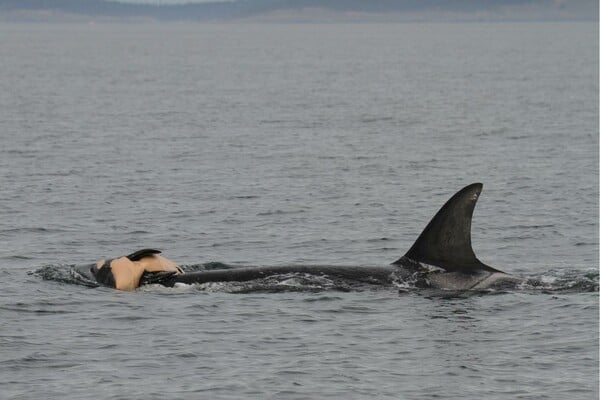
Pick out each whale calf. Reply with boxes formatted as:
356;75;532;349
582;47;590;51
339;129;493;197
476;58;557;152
87;183;522;291
90;249;183;291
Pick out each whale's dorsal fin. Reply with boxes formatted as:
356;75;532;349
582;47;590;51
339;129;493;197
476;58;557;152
126;249;162;262
394;183;502;274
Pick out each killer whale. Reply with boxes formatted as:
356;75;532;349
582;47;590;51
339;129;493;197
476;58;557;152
87;183;522;291
90;249;183;291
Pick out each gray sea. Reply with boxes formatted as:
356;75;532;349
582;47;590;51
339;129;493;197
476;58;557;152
0;22;598;399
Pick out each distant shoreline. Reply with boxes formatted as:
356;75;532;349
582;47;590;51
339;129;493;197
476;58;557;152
0;0;596;23
0;12;596;24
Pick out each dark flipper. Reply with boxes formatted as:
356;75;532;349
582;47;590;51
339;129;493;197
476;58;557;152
126;248;162;261
393;183;502;274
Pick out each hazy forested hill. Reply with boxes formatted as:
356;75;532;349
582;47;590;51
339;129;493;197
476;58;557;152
0;0;596;21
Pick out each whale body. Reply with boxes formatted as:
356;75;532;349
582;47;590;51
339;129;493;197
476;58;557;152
87;183;522;291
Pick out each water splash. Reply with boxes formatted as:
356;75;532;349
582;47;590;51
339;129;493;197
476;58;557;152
29;264;98;288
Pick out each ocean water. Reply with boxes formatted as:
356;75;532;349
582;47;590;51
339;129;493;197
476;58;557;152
0;22;598;399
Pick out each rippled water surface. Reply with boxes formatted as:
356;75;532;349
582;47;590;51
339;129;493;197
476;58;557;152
0;23;598;399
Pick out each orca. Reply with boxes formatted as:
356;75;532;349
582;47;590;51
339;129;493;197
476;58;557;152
90;249;183;291
88;183;522;291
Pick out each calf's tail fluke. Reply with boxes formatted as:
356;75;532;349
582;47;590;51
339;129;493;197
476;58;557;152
393;183;502;274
